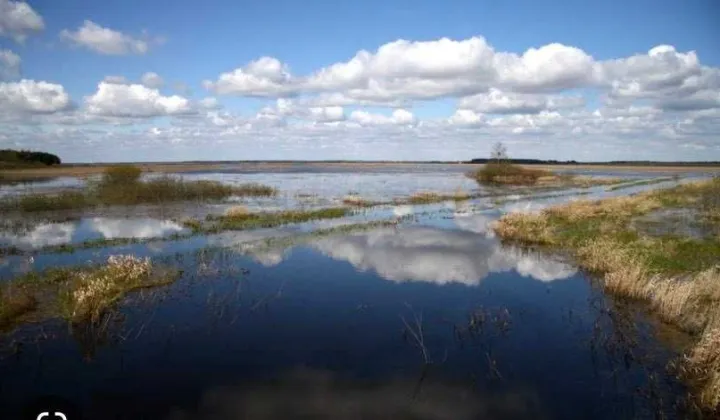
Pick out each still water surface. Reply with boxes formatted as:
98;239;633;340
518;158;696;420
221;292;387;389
0;169;696;419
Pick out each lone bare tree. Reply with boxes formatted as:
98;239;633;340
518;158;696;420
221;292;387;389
490;142;508;164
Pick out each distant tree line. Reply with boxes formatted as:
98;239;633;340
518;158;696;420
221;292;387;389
467;158;719;167
468;158;579;165
0;149;62;166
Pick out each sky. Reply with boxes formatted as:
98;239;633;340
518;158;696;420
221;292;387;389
0;0;719;163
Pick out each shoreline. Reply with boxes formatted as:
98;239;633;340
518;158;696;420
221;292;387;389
2;161;719;181
492;179;720;414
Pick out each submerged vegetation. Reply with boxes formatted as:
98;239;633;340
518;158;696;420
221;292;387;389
0;165;276;212
493;177;720;412
1;255;179;328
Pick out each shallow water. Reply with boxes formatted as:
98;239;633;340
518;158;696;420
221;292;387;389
0;169;701;419
0;217;187;250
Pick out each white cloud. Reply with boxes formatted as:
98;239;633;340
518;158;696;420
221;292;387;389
199;97;221;109
203;57;296;96
309;106;345;122
0;0;44;43
349;109;415;126
459;88;584;114
60;20;149;55
2;34;720;162
140;71;164;88
494;43;595;92
0;49;21;80
85;82;193;117
448;109;484;126
0;79;71;113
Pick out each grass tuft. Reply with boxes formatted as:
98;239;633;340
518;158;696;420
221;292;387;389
474;162;551;185
0;255;180;327
59;255;157;322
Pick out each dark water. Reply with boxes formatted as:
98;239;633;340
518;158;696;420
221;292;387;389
0;213;688;419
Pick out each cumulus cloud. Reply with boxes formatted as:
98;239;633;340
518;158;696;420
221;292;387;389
85;82;193;117
203;57;296;97
60;20;149;55
458;89;584;114
494;43;595;92
0;0;44;42
0;79;72;113
0;49;20;80
202;36;718;119
204;37;595;102
2;34;720;162
309;106;345;122
199;97;221;109
349;109;415;126
140;71;164;88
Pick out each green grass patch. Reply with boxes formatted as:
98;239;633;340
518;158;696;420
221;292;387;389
210;207;351;231
11;191;89;212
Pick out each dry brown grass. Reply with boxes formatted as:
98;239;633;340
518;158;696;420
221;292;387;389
0;255;179;328
684;321;720;409
493;179;720;413
408;192;443;204
342;195;375;207
224;205;250;217
0;288;37;328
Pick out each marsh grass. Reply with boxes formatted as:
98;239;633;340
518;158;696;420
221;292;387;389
342;195;378;207
472;163;623;188
0;288;37;328
405;190;473;204
607;177;674;191
474;162;551;185
11;191;89;212
0;255;180;327
210;207;351;231
493;178;720;412
0;165;276;212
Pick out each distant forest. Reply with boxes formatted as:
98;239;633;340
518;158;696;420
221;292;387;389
466;158;720;167
0;149;62;166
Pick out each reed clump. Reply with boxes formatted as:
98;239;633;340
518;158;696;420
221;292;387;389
0;255;179;327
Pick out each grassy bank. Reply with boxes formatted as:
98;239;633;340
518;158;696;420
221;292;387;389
492;178;720;412
0;165;276;212
0;255;179;327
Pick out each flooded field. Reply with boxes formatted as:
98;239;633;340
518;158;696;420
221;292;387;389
0;165;712;419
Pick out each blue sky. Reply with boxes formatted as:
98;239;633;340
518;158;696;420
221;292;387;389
1;0;719;162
